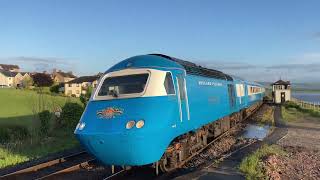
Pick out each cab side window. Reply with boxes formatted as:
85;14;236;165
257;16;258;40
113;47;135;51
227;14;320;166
164;72;175;95
177;75;186;100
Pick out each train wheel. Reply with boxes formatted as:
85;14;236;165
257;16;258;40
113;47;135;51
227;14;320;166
159;154;178;172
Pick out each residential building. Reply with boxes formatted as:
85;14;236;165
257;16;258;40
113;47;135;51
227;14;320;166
0;70;32;88
0;70;17;87
15;72;32;87
0;64;20;72
65;75;100;97
52;69;77;83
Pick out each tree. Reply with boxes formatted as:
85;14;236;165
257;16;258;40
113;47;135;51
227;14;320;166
50;84;60;94
80;86;93;106
60;102;84;128
32;73;54;87
21;77;33;89
31;73;54;113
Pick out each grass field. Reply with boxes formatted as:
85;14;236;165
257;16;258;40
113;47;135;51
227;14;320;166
0;88;81;168
282;102;320;122
0;88;79;127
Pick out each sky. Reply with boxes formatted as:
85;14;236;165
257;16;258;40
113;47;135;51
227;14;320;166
0;0;320;83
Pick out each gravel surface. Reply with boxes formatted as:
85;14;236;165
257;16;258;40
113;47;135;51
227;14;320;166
264;107;320;180
265;146;320;180
277;118;320;150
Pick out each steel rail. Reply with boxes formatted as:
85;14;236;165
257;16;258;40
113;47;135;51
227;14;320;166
102;169;126;180
35;158;96;180
0;150;88;179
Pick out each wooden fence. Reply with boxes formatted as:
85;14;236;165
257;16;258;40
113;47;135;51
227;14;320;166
291;98;320;111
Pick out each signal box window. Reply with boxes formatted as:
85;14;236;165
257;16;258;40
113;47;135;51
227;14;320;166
164;72;175;95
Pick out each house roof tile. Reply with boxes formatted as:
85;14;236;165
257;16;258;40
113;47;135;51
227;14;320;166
67;75;99;84
0;70;18;77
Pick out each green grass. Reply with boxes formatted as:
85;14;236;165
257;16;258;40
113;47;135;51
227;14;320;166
282;101;320;122
0;88;80;128
291;88;320;93
282;107;299;122
0;129;78;168
0;89;81;168
258;107;274;126
239;145;286;180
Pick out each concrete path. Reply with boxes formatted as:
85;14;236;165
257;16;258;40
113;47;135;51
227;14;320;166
277;115;320;150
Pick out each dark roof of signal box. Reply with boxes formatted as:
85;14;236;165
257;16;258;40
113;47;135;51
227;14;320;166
67;75;99;84
271;80;291;85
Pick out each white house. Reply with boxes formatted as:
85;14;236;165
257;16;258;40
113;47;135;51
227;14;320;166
0;70;17;87
0;70;31;88
65;75;100;97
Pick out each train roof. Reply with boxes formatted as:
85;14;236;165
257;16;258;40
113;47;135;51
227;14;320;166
107;54;233;81
149;54;233;81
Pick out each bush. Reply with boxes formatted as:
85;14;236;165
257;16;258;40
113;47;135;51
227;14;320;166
284;101;300;110
38;110;51;137
284;101;320;118
60;103;84;128
0;125;30;143
50;84;60;94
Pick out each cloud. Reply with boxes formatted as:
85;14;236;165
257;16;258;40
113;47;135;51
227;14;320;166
197;56;320;83
12;56;73;66
267;63;320;72
199;61;256;70
0;56;77;73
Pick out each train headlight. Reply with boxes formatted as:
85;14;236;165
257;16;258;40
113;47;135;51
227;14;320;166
136;120;145;129
126;120;135;129
78;122;86;130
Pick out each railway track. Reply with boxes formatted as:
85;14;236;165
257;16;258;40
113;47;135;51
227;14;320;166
0;151;94;180
1;104;266;180
101;124;250;180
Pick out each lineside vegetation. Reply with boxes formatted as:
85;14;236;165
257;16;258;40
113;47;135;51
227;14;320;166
0;89;83;168
239;144;286;180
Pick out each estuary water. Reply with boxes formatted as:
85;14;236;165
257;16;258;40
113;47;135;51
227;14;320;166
292;92;320;103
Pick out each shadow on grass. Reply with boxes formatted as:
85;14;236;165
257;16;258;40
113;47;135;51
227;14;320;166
0;115;79;169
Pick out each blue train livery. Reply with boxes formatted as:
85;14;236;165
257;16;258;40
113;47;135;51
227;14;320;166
74;54;265;168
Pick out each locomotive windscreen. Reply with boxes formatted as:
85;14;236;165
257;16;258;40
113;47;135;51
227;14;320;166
97;74;149;96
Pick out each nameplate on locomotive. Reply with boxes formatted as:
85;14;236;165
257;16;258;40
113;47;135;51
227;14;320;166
198;81;223;86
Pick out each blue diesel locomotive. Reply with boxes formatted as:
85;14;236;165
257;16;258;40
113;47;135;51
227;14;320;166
74;54;265;172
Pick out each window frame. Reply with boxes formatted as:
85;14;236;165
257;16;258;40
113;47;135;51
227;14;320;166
163;72;176;96
176;74;186;101
93;70;151;101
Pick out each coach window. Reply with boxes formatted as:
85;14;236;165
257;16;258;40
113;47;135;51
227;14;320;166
164;72;175;95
